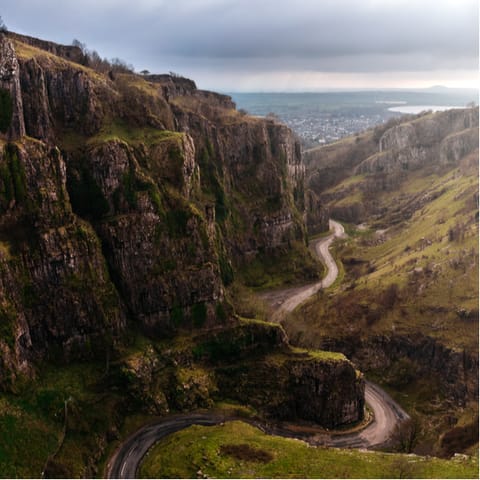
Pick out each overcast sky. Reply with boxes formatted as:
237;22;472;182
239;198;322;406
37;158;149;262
1;0;478;91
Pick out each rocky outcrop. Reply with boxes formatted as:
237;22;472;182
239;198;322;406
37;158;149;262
0;33;312;382
440;127;479;165
355;108;479;175
313;334;478;407
208;321;364;427
120;320;365;428
0;33;26;138
7;32;87;65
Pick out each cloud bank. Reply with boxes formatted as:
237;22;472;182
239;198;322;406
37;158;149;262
1;0;478;90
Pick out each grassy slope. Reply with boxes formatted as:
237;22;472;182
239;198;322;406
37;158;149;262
283;145;479;458
287;159;478;352
139;421;478;479
0;362;117;477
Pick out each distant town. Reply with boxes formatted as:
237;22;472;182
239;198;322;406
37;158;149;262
278;111;389;148
230;90;477;149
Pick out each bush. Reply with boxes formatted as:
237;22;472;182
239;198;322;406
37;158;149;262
0;88;13;133
440;418;479;457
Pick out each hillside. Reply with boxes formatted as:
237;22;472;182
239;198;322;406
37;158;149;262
285;107;479;457
0;31;365;477
0;30;478;478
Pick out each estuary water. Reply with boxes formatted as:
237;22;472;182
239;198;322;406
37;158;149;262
388;105;465;114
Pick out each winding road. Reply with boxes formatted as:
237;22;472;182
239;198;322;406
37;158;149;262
106;219;409;479
260;219;345;319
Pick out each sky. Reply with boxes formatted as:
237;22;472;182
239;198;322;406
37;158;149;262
1;0;478;92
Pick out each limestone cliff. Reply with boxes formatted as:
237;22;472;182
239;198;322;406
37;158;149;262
0;33;309;382
306;108;479;225
355;108;478;175
120;320;365;428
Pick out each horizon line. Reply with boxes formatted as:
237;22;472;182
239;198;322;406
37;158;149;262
221;86;479;94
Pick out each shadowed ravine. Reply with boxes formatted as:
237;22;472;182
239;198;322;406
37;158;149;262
106;220;409;479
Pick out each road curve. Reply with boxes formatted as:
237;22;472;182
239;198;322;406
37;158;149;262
107;386;409;479
328;381;410;448
107;219;409;478
107;414;224;479
260;219;345;320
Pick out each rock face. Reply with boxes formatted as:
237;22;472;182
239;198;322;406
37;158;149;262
305;108;479;225
355;108;479;175
0;32;26;138
0;140;126;385
216;353;364;427
207;322;364;427
0;32;365;431
120;321;365;428
315;334;478;407
0;34;309;382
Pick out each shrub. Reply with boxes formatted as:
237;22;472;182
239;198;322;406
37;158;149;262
0;89;13;133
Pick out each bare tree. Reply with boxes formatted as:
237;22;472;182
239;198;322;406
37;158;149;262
389;457;415;479
71;38;86;53
0;16;8;33
392;416;421;453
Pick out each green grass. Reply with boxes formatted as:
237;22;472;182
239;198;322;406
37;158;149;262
0;361;129;478
139;420;479;478
288;164;479;352
0;398;59;478
88;121;183;147
288;346;347;362
239;241;324;289
59;120;183;153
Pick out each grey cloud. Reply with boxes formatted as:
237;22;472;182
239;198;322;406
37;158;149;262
149;0;478;61
0;0;478;85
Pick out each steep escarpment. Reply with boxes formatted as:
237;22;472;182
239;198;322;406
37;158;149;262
0;30;314;373
0;32;369;476
0;30;365;461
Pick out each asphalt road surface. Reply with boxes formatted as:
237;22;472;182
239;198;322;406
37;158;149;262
107;413;225;479
260;219;345;320
107;386;409;479
106;219;409;478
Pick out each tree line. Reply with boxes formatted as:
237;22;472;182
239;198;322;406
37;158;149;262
71;38;134;75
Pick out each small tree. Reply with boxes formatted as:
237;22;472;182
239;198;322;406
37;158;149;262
140;69;150;76
71;38;86;53
0;16;8;33
392;416;421;453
